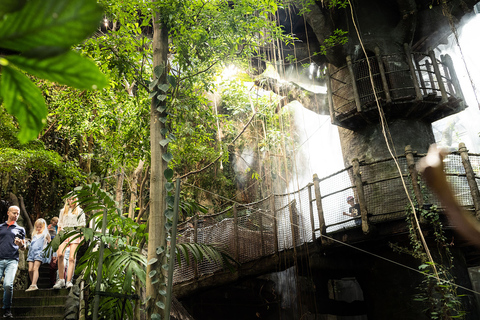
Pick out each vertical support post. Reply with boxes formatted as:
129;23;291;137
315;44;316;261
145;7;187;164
270;194;278;253
325;66;339;125
404;43;423;101
93;207;108;320
165;179;181;320
313;174;327;236
233;204;239;261
193;215;198;279
442;54;465;108
429;50;448;103
375;47;391;103
346;55;362;112
425;60;436;93
459;143;480;218
405;145;424;207
259;207;265;256
414;58;427;96
308;184;316;241
289;199;300;247
352;159;370;234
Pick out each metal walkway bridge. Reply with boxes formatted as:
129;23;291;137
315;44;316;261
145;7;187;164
172;143;480;297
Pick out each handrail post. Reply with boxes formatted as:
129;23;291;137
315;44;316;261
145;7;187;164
405;145;424;208
289;199;300;247
429;50;448;103
259;207;265;256
459;143;480;218
308;184;316;241
270;194;278;253
375;47;391;103
442;54;465;108
352;159;371;234
326;66;339;125
404;43;423;101
313;174;327;236
233;204;239;261
346;55;362;112
193;215;198;279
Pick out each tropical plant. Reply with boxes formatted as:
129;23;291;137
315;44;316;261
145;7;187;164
0;0;108;143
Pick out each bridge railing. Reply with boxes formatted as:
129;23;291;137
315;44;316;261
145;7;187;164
173;143;480;285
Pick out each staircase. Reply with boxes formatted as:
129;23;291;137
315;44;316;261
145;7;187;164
0;264;69;319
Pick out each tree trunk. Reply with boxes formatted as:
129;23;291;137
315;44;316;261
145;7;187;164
146;9;169;319
128;160;144;220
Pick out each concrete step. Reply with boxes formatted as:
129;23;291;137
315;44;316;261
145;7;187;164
1;288;68;318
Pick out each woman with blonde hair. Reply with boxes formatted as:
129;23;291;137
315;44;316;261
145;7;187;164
53;197;85;289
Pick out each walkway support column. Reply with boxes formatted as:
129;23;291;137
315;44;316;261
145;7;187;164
233;204;239;261
459;143;480;218
270;194;278;253
313;174;327;237
308;183;316;241
405;145;424;208
352;159;371;234
346;55;362;112
289;199;300;248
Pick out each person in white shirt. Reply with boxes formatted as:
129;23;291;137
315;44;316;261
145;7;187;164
53;197;86;289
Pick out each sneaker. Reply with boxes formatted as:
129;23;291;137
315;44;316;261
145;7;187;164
65;281;73;288
53;278;65;289
25;284;38;292
3;309;12;318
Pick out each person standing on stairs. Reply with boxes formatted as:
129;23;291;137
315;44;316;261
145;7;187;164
0;206;26;318
53;197;85;289
26;219;51;291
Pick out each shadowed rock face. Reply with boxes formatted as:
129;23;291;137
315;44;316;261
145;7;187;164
276;0;477;164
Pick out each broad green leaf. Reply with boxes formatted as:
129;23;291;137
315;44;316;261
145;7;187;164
167;75;176;88
148;270;157;278
156;301;165;309
0;0;103;52
159;139;170;147
154;65;165;78
156;246;165;255
0;0;27;16
164;168;174;180
157;94;167;101
151;313;161;320
0;65;47;143
156;105;167;113
159;289;167;296
164;209;173;219
162;152;173;162
8;51;108;90
159;116;167;124
148;78;159;91
148;258;158;265
149;91;157;99
165;182;174;192
157;83;170;92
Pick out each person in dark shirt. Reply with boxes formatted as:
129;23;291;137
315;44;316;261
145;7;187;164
343;196;362;226
0;206;26;318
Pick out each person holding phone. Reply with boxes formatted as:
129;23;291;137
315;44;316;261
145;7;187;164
0;206;26;318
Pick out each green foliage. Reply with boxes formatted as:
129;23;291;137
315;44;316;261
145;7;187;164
48;184;148;320
316;29;349;56
390;204;466;319
0;0;108;143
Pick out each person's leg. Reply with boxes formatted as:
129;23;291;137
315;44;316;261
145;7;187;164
31;260;42;286
3;260;18;310
66;243;79;283
28;261;34;282
57;241;67;280
0;260;7;310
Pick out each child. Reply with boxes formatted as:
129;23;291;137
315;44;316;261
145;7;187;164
26;218;51;291
48;217;59;239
